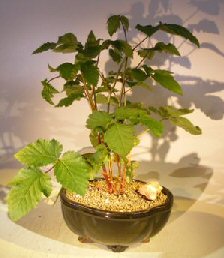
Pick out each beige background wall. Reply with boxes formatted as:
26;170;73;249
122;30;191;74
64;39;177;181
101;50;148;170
0;1;224;257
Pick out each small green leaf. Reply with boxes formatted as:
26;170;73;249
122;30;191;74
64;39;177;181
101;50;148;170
7;167;52;221
139;115;164;137
107;15;120;36
54;151;90;195
109;48;122;63
159;23;200;47
81;61;99;86
136;24;159;38
54;33;78;53
120;15;129;31
33;42;57;54
159;106;194;118
115;107;148;122
57;63;78;80
15;139;63;166
84;30;101;58
87;111;112;130
154;42;180;55
152;69;183;95
63;81;83;96
96;93;108;104
41;80;59;105
170;117;202;135
131;68;148;81
104;124;137;157
55;92;83;107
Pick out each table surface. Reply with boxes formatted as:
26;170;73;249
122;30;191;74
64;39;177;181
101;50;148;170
0;167;224;258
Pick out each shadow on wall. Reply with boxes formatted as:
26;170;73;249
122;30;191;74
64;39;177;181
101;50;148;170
1;0;224;170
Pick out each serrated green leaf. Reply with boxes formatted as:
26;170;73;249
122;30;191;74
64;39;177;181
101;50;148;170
54;33;78;53
57;63;78;80
114;40;133;57
131;68;148;81
136;24;159;38
120;15;129;31
107;15;121;36
159;23;200;47
152;69;183;95
33;42;57;54
84;30;101;58
170;117;202;135
15;139;63;166
96;93;108;104
7;167;52;221
41;80;59;105
63;81;83;96
104;124;137;157
54;151;90;195
89;130;99;147
139;115;164;137
81;61;99;86
55;92;83;107
87;111;112;130
115;107;148;122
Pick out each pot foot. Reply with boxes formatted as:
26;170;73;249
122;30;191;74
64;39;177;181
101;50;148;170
142;237;150;243
78;236;94;243
107;245;128;252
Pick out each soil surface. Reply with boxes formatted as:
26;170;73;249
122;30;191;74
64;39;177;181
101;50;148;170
66;180;168;212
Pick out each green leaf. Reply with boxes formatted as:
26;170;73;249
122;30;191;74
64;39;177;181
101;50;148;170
63;81;83;96
89;130;99;147
115;107;148;122
139;115;164;137
120;15;129;31
15;139;62;166
54;33;78;53
81;61;99;86
159;23;200;47
33;42;57;54
41;79;59;105
154;42;180;55
87;111;112;130
170;117;202;135
104;124;137;157
57;63;78;80
113;40;133;57
131;68;148;81
136;24;159;38
7;167;52;221
109;48;122;63
107;15;120;36
96;93;108;104
159;106;194;118
55;92;83;107
84;30;101;58
152;69;183;95
54;151;90;195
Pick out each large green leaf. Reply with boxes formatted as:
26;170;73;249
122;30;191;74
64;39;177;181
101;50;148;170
109;48;122;63
57;63;78;80
33;42;57;54
54;33;78;53
107;15;121;36
7;167;52;221
136;24;159;38
120;15;129;31
152;69;183;95
41;79;59;105
159;23;200;47
15;139;63;166
54;151;90;195
81;61;99;86
87;111;112;130
170;117;202;135
84;30;101;58
104;124;137;157
111;40;133;57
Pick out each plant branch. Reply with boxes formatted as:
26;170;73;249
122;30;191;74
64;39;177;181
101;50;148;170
48;75;60;83
132;36;148;51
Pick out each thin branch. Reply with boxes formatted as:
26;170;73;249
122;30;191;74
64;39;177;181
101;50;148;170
132;36;148;51
48;75;60;83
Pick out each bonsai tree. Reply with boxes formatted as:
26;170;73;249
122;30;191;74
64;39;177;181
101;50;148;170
7;15;201;221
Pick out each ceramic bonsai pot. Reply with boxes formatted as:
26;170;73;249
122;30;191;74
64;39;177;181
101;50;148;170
60;180;173;252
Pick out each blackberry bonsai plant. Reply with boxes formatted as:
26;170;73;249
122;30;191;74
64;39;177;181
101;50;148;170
7;15;201;251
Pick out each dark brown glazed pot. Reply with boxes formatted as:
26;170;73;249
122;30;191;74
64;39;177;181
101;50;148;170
60;180;173;252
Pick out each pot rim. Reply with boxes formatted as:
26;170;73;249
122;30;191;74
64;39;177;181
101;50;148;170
60;179;173;219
